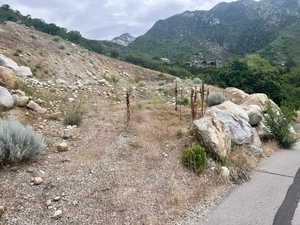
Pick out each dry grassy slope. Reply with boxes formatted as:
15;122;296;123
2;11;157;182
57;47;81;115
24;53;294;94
0;22;232;225
0;22;173;84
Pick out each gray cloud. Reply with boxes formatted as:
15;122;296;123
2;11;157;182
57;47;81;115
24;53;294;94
0;0;234;40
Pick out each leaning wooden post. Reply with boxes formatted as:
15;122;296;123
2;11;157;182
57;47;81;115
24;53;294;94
201;82;205;117
179;87;183;120
126;89;131;126
175;79;178;111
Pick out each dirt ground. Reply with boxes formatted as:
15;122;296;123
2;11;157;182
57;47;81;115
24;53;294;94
0;21;275;225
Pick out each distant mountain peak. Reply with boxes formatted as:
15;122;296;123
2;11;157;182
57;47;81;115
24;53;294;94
112;33;136;46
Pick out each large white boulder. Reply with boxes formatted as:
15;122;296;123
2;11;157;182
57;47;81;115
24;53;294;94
206;109;253;145
225;87;249;100
0;54;19;71
0;86;14;110
16;66;33;77
214;100;249;122
0;54;32;77
193;116;231;158
242;93;280;113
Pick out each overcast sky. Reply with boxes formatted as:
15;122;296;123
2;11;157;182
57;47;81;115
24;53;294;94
0;0;234;40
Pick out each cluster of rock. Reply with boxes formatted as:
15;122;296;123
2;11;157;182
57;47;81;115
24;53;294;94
0;54;46;113
193;89;282;159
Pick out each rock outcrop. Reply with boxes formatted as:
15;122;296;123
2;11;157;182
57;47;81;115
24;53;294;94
193;116;231;158
0;66;18;89
0;86;14;110
0;54;32;77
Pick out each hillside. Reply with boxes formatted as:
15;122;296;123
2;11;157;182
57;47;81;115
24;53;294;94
130;0;300;63
0;21;230;225
260;20;300;66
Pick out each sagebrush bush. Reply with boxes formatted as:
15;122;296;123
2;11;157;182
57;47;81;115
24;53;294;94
264;102;297;149
64;112;82;126
193;78;202;84
207;92;225;107
0;120;44;163
182;145;207;174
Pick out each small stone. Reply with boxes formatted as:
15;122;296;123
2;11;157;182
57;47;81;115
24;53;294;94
53;196;61;201
32;177;43;185
221;167;230;178
46;200;52;207
53;209;62;219
0;206;5;217
56;142;69;152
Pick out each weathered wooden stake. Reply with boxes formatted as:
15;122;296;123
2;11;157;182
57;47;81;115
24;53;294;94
126;89;131;126
175;79;178;111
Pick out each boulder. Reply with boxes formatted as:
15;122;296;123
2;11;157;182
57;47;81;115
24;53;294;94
193;116;231;158
16;66;33;77
0;66;18;89
251;128;262;148
243;105;264;126
27;100;46;114
214;100;249;121
242;93;280;113
0;54;19;71
0;86;14;110
225;87;249;100
206;109;253;145
13;95;29;107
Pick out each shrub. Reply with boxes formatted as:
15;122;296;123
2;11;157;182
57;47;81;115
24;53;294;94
58;45;65;50
0;120;44;163
137;81;146;87
182;145;207;174
193;77;202;84
207;92;225;107
177;96;189;105
264;102;297;149
64;112;82;126
53;37;60;42
158;81;166;86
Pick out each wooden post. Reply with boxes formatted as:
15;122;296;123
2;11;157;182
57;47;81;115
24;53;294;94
126;89;131;126
175;79;178;111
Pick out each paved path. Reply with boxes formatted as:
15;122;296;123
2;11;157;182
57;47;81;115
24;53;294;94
200;142;300;225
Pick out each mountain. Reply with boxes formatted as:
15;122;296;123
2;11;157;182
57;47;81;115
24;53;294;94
112;33;136;46
130;0;300;63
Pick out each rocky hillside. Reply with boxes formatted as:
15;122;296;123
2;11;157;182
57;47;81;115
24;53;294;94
0;21;295;225
130;0;300;62
112;33;136;46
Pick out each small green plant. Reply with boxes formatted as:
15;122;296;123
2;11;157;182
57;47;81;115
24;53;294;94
177;96;189;105
264;102;297;149
182;145;207;174
64;112;82;126
58;45;65;50
207;92;225;107
64;102;86;126
158;81;166;86
53;37;60;42
0;120;44;163
137;81;146;87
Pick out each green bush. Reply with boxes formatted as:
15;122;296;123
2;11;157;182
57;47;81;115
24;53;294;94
64;112;82;126
182;145;207;174
0;120;44;163
177;96;189;105
207;92;225;107
264;102;297;149
193;77;202;84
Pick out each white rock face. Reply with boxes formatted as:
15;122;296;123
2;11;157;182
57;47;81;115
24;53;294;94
242;93;280;112
221;166;230;178
193;116;231;158
0;54;32;77
226;87;250;100
206;109;253;145
214;100;249;122
16;66;33;77
0;86;14;110
0;54;19;71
